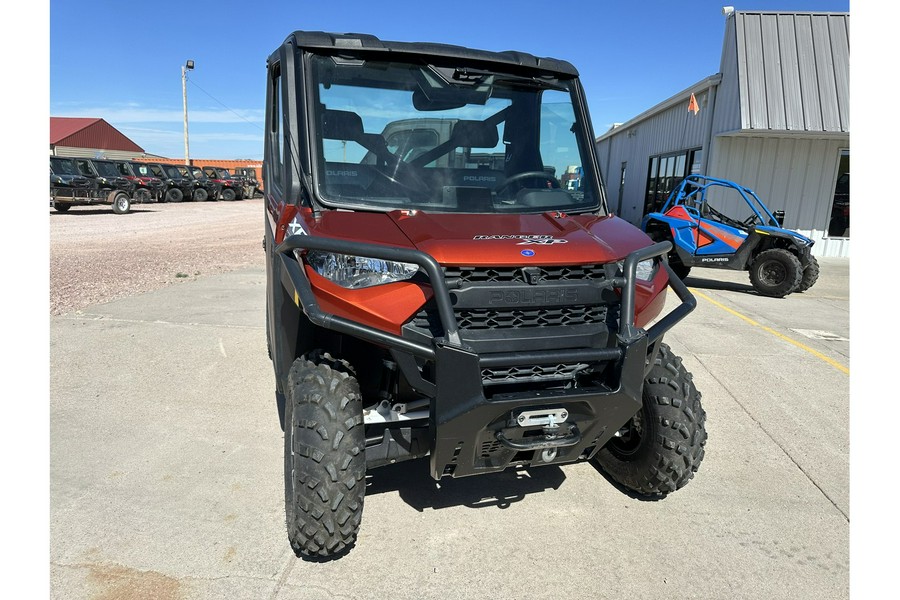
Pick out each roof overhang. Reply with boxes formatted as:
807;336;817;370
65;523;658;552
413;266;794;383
715;128;849;140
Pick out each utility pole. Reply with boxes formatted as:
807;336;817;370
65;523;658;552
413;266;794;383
182;59;195;165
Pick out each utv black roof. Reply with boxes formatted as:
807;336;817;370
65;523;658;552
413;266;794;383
280;31;579;78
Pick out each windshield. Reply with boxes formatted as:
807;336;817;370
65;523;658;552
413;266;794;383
307;55;600;214
93;161;120;178
74;159;96;176
191;168;206;179
165;166;184;179
114;162;133;177
50;158;79;176
131;163;155;177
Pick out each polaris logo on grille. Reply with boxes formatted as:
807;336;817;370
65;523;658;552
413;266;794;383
463;175;497;182
489;289;578;305
326;170;358;177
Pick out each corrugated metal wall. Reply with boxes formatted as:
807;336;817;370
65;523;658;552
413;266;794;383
707;135;849;257
734;12;849;134
712;14;742;136
51;146;147;160
597;91;712;225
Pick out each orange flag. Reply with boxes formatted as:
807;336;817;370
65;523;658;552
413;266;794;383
688;93;700;115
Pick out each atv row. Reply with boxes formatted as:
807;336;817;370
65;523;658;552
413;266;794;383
642;175;819;297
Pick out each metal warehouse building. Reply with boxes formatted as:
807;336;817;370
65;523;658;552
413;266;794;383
596;8;849;257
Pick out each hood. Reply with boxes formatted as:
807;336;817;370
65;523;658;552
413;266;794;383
307;210;654;266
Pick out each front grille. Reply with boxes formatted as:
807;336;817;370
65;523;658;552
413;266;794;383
481;362;590;386
444;264;607;285
457;305;607;330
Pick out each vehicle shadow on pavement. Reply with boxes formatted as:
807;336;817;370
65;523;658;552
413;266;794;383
366;458;567;511
50;208;158;216
589;461;665;502
681;275;756;295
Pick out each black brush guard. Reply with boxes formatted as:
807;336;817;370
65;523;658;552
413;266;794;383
275;236;696;479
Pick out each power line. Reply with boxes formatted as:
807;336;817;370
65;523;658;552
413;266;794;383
186;75;264;131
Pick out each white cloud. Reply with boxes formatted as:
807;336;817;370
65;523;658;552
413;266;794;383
51;104;264;124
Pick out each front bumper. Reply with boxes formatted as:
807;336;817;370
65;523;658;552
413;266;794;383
275;236;696;479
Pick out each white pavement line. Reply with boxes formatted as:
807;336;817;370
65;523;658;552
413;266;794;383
692;351;849;522
219;339;228;358
692;289;849;375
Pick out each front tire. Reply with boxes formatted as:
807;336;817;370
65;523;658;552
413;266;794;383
110;191;131;214
593;343;707;496
285;353;365;559
54;203;71;213
220;187;236;201
166;187;184;203
795;255;820;293
749;248;802;297
192;187;208;202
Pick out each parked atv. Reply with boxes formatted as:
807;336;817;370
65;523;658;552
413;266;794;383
72;158;137;198
144;162;196;203
264;31;707;559
110;160;166;203
50;157;132;214
201;166;244;201
642;174;819;297
233;167;261;197
183;166;221;201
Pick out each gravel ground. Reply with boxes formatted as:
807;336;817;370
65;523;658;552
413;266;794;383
49;199;265;315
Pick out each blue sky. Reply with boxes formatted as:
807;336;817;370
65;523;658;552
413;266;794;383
49;0;849;161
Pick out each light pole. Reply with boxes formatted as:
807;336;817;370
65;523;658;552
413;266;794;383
182;59;195;165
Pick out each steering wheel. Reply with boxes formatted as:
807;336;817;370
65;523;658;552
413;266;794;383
373;156;431;197
494;170;561;194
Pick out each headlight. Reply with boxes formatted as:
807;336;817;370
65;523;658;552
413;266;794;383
635;258;656;281
301;250;419;289
616;258;657;281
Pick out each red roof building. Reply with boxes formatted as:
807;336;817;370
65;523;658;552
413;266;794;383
50;117;144;154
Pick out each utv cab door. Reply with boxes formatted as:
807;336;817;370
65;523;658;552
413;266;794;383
662;204;702;254
693;199;749;256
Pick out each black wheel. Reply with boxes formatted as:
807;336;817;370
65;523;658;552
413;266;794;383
593;342;707;496
192;187;208;202
795;255;820;293
54;203;71;213
111;191;131;215
134;188;151;204
165;187;184;203
220;187;236;201
749;248;802;297
285;352;365;559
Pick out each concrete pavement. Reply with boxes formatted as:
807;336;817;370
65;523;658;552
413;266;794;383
50;260;849;599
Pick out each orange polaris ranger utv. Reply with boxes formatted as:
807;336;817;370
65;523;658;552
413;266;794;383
263;31;707;558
